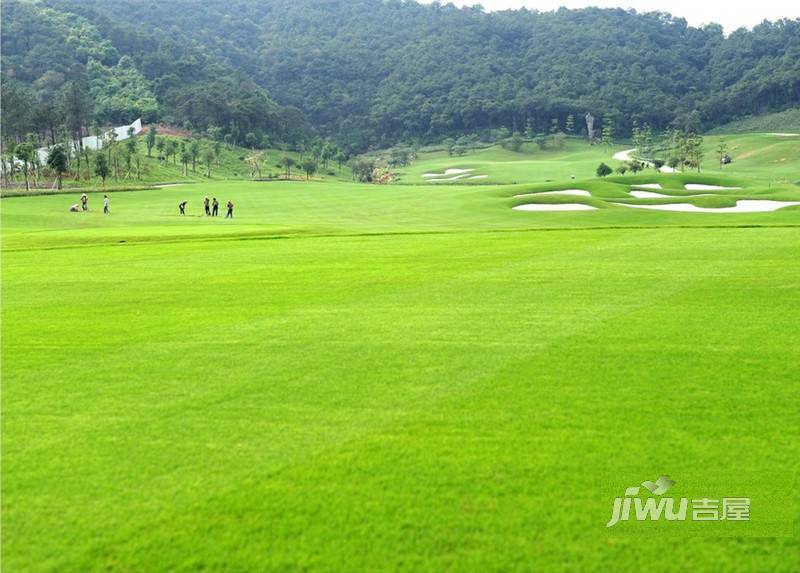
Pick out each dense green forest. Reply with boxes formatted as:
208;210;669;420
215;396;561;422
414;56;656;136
2;0;799;151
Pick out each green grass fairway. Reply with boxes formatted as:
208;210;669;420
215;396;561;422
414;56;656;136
3;155;800;570
394;132;800;187
394;139;615;184
701;132;800;181
709;108;800;135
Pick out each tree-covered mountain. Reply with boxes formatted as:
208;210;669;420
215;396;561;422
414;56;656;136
2;0;799;150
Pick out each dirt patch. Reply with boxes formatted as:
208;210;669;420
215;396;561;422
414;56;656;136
147;124;192;137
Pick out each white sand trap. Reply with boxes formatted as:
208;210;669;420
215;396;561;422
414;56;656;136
422;168;474;178
631;190;714;199
613;200;800;213
630;190;672;199
428;173;473;182
684;184;742;191
515;189;591;198
468;175;488;180
513;203;597;212
630;191;714;199
770;133;799;137
632;183;663;190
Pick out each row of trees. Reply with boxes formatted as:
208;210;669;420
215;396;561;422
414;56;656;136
4;140;81;191
2;135;141;190
458;113;617;155
595;129;707;177
1;107;359;189
1;126;230;191
146;129;220;177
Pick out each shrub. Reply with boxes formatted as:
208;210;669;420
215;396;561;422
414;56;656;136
596;162;613;177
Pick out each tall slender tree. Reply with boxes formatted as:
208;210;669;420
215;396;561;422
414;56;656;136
46;144;69;190
14;142;35;192
95;153;109;186
146;126;157;157
601;114;615;150
716;140;728;169
301;159;317;180
189;139;200;172
280;156;296;179
202;146;215;177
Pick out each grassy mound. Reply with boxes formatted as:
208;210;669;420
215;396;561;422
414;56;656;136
2;136;353;196
709;109;800;134
392;139;615;185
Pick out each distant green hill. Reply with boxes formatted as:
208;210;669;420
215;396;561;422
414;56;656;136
709;109;800;134
3;0;799;150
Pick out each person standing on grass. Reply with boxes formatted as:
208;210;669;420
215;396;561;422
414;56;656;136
203;196;210;216
179;200;187;216
81;193;88;211
225;200;234;219
212;197;219;217
103;194;110;215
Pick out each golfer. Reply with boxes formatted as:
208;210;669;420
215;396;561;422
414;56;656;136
211;197;219;217
179;200;187;215
103;194;110;214
225;200;234;219
81;193;88;211
203;196;210;216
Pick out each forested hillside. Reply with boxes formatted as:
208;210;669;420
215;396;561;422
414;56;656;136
2;0;799;151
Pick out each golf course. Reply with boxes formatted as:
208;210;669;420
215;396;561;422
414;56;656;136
3;0;800;570
3;132;800;572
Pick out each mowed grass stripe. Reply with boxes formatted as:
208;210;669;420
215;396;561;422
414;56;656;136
3;227;799;571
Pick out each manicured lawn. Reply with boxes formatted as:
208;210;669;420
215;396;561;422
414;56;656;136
700;132;800;181
393;139;615;185
3;170;800;571
394;133;800;186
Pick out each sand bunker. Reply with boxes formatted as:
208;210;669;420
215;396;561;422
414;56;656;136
632;183;663;190
613;200;800;213
684;184;741;191
770;133;799;137
630;190;672;199
513;203;597;212
468;175;488;180
422;168;474;178
514;190;591;198
428;174;473;182
630;190;714;199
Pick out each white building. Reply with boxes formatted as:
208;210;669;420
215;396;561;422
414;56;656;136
29;118;143;165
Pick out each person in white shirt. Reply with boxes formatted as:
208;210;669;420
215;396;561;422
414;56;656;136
103;195;110;214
